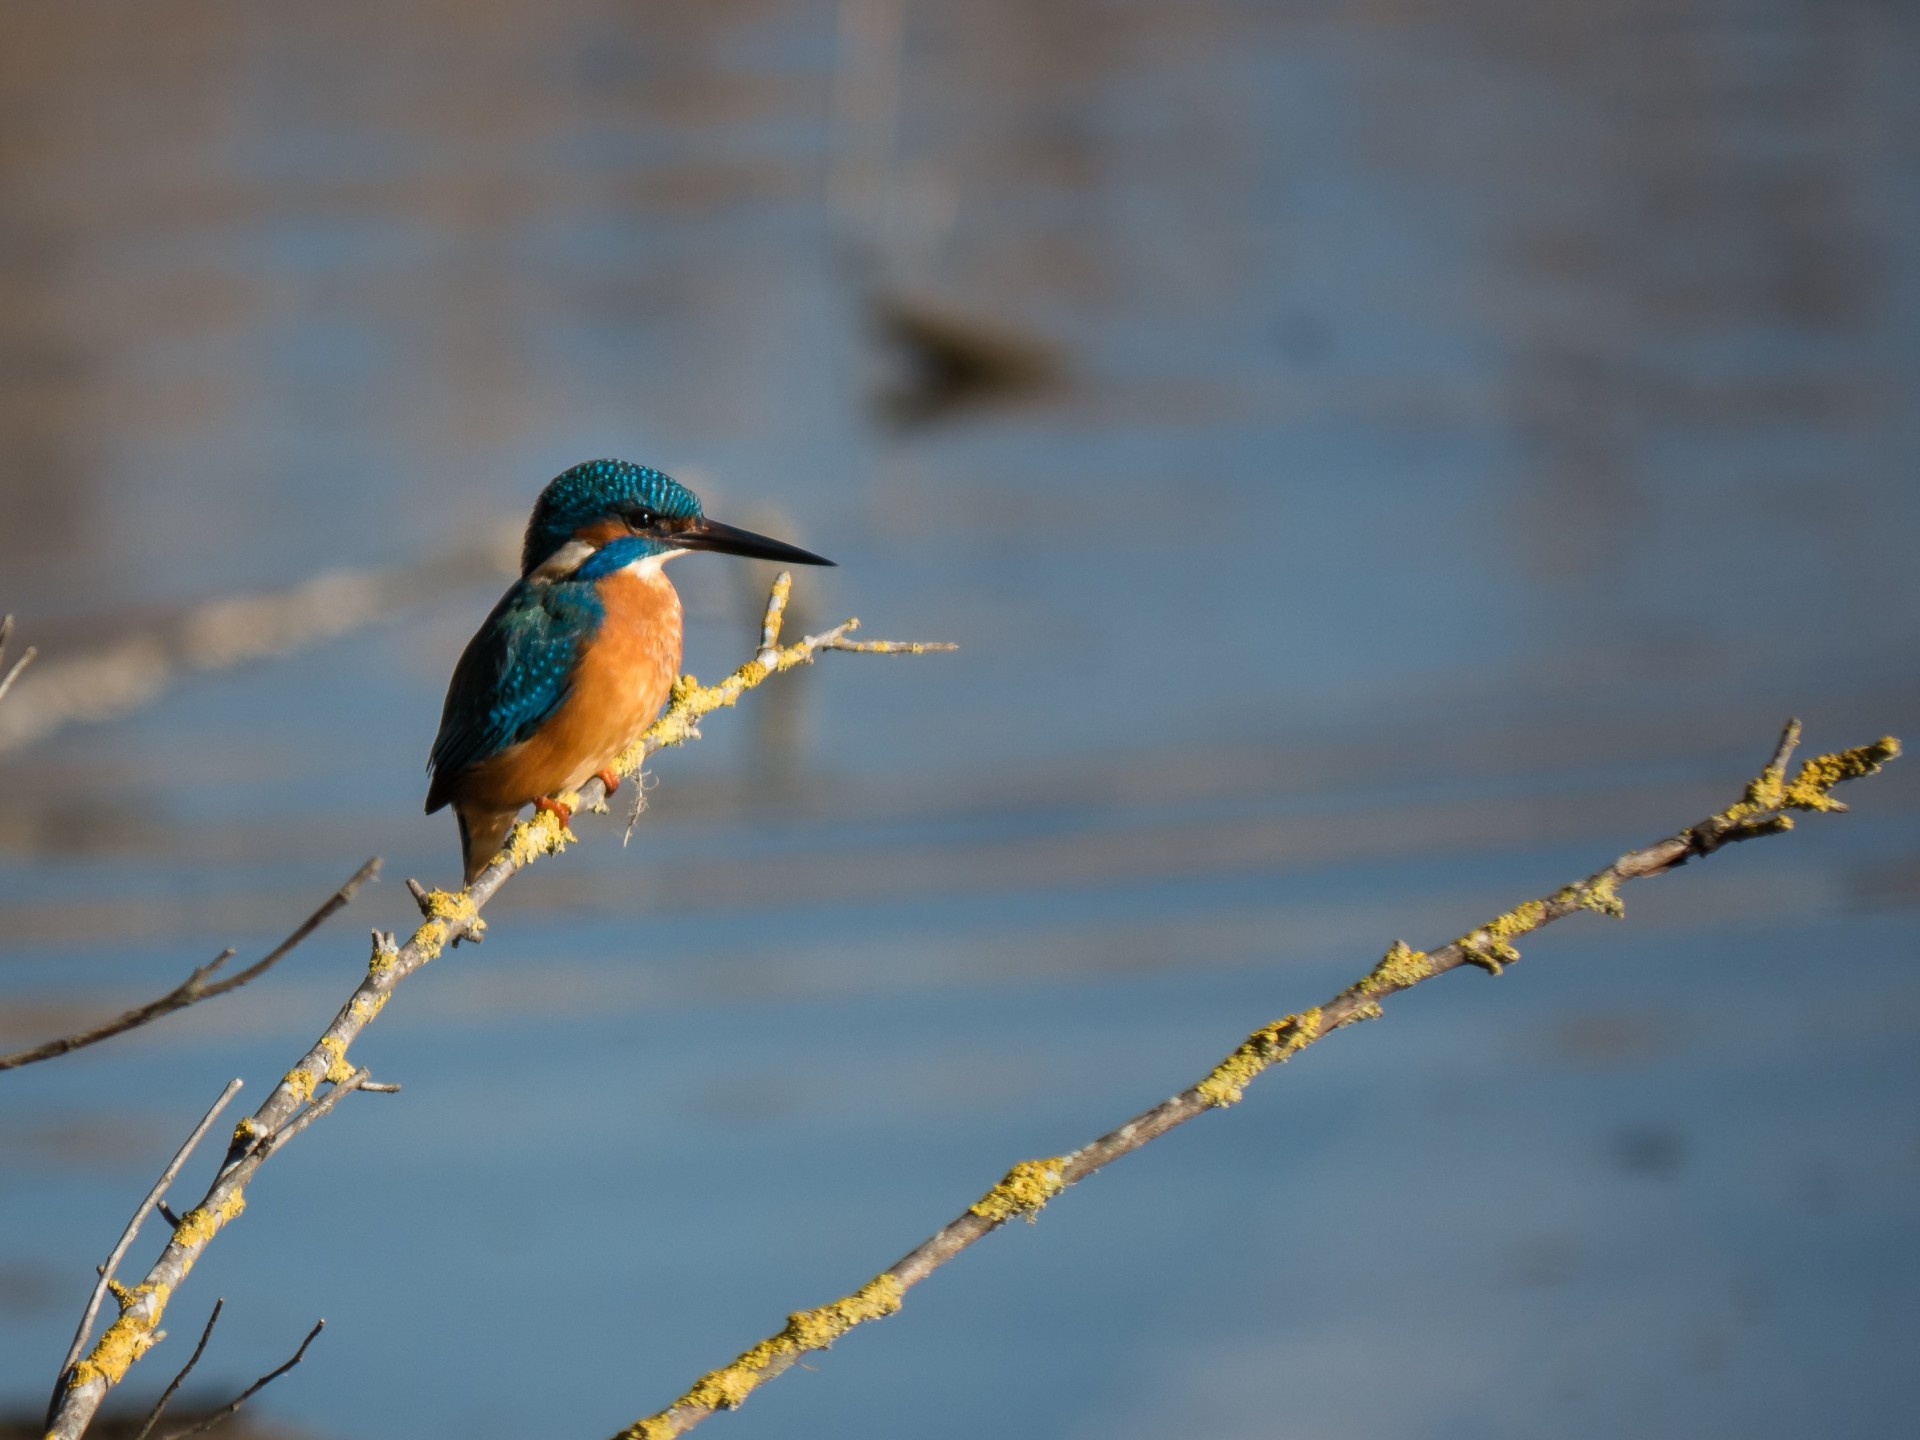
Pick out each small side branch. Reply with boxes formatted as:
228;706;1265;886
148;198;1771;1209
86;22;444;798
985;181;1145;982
154;1317;325;1440
132;1299;223;1440
0;858;381;1072
614;720;1900;1440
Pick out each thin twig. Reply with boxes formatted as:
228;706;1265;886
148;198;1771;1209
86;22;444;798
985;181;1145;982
132;1299;223;1440
265;1070;369;1156
43;577;949;1439
613;720;1901;1440
1;858;381;1072
755;572;792;661
0;614;37;704
155;1318;326;1440
50;1079;244;1419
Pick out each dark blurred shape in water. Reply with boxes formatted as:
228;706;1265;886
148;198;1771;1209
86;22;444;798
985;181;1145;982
869;292;1062;427
1609;1125;1689;1181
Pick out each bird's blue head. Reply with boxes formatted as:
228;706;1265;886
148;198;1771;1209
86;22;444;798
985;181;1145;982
520;459;832;581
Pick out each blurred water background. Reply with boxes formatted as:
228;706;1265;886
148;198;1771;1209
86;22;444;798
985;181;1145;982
2;2;1918;1437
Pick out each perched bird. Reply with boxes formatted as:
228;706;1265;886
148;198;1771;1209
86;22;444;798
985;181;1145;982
426;459;832;883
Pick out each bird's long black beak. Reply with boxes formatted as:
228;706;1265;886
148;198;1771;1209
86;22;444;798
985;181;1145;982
675;516;835;566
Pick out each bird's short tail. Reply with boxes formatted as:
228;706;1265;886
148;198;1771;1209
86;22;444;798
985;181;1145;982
457;806;519;885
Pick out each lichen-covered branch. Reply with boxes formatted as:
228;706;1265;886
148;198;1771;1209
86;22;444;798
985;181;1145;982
0;859;381;1073
42;576;949;1440
48;1078;244;1426
615;719;1900;1440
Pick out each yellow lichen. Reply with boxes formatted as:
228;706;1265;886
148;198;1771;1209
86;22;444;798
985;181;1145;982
1709;733;1900;836
422;888;484;933
969;1157;1069;1223
1354;940;1432;996
1457;898;1548;975
505;807;573;869
367;937;399;978
1196;1007;1323;1108
406;918;448;963
1556;873;1626;918
68;1280;172;1389
282;1060;322;1105
171;1190;246;1250
1743;746;1792;812
319;1034;354;1085
231;1116;264;1150
348;990;389;1023
1484;898;1545;941
404;888;485;962
616;1273;907;1432
1782;736;1901;812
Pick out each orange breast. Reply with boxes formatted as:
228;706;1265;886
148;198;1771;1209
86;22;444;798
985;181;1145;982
459;564;683;811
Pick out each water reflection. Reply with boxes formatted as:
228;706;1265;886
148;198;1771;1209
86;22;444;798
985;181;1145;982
1;2;1916;1439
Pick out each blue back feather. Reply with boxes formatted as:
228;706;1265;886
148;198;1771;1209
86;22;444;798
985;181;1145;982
424;577;605;807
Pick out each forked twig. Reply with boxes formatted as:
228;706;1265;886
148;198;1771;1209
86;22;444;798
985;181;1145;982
132;1299;223;1440
1;858;381;1072
155;1318;325;1440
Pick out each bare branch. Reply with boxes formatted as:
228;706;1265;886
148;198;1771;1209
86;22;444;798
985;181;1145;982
613;722;1902;1440
132;1300;223;1440
0;527;519;754
50;1079;244;1420
1;858;382;1072
155;1318;325;1440
43;578;950;1439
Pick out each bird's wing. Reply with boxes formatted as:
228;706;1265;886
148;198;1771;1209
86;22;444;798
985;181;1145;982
424;580;603;811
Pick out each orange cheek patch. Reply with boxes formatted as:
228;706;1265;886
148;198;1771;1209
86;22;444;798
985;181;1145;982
574;518;631;547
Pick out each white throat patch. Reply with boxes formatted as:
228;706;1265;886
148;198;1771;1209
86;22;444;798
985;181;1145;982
626;549;687;577
529;539;597;582
530;541;689;583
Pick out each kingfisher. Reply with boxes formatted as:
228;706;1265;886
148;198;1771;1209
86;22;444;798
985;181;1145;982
426;459;832;884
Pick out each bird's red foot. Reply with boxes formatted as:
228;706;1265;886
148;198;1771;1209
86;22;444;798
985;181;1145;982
533;796;573;828
595;768;621;797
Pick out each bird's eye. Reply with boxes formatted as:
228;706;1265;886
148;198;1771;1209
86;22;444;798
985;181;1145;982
626;506;657;530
